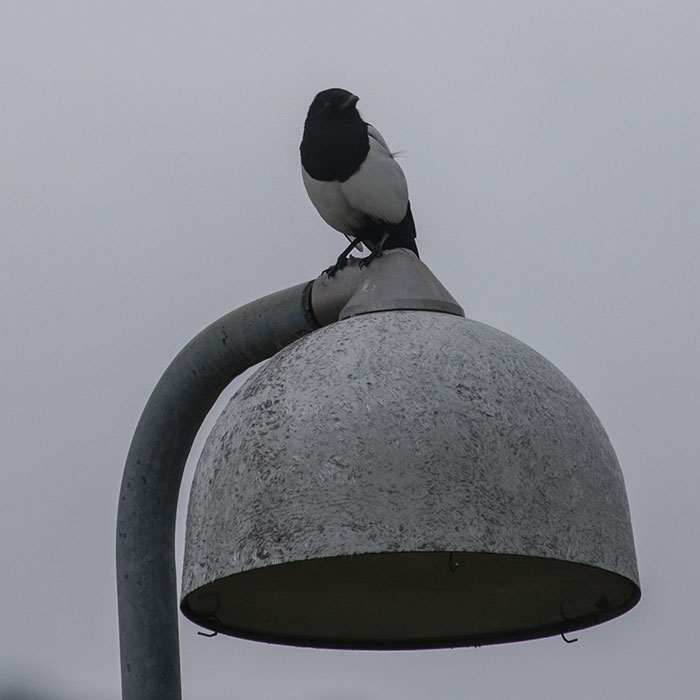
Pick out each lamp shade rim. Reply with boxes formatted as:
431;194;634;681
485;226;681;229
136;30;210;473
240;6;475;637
181;550;640;650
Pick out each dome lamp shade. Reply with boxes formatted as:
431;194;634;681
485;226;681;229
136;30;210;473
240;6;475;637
180;310;640;649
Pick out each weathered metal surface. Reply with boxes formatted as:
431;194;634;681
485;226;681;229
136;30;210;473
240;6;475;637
311;248;464;324
181;310;639;647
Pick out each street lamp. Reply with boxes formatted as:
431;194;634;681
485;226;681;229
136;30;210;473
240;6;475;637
117;250;640;698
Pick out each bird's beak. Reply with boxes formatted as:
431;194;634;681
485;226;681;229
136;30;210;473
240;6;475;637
339;93;359;110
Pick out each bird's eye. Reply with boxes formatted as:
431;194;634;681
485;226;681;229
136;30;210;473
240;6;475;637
323;101;332;111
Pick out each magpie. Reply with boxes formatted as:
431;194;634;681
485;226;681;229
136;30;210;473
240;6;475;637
300;88;419;275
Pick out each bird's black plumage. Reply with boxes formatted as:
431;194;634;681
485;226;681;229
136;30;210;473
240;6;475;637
300;88;418;274
300;89;369;182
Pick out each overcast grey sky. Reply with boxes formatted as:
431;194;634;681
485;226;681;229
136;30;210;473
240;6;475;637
2;1;699;698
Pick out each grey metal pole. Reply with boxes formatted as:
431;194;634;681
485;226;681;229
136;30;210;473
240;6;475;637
116;281;318;700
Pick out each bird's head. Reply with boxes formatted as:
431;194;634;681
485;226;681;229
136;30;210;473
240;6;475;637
306;88;361;124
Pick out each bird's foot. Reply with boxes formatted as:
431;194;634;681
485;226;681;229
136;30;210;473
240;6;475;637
323;255;349;278
358;248;383;269
358;232;389;269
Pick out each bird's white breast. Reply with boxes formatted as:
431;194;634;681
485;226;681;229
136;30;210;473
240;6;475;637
302;127;409;236
301;169;364;235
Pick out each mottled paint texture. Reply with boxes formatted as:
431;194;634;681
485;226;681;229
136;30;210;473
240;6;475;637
182;311;638;601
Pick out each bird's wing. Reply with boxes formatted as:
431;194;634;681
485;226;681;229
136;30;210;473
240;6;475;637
367;123;391;152
342;126;409;224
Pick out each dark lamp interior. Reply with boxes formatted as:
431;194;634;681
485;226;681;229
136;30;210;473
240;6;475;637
181;551;640;650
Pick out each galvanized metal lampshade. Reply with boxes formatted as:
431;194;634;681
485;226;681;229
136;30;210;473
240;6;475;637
181;309;640;649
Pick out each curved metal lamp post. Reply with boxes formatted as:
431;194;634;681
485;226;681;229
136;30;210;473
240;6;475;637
117;250;640;699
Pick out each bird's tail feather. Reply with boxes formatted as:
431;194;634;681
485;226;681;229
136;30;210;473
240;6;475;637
385;202;419;257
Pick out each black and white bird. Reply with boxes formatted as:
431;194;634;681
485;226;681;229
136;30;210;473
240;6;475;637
300;88;418;275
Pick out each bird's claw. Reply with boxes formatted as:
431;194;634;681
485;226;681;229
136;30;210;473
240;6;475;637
323;256;349;277
358;249;383;269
